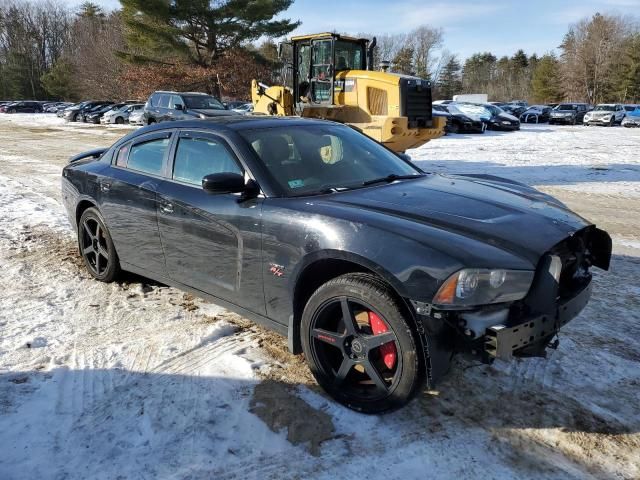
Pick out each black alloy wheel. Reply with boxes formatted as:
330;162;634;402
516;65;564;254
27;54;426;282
78;208;120;282
301;273;421;413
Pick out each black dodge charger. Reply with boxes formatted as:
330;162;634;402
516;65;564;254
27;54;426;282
61;117;611;413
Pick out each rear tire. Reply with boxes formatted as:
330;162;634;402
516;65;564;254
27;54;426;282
301;273;422;413
116;117;124;125
78;207;120;282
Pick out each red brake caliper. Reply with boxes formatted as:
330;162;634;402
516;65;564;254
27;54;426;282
368;311;397;369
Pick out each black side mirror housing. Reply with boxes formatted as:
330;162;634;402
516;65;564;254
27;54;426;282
202;172;246;194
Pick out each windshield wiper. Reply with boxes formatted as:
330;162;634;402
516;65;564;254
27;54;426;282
362;173;423;186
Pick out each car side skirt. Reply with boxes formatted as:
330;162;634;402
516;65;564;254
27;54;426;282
121;262;288;338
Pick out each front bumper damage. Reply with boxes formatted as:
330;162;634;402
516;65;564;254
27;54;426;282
484;280;592;359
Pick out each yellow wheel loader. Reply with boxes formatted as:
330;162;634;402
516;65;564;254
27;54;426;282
251;32;446;152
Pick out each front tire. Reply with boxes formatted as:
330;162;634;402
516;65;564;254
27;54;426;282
78;207;120;282
116;117;124;125
301;273;422;413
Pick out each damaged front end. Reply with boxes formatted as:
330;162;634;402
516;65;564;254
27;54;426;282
416;226;611;381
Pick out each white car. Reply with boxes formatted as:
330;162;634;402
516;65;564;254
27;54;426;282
101;103;144;125
583;104;626;126
128;108;145;126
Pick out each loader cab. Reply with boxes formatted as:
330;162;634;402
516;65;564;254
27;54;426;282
285;33;369;109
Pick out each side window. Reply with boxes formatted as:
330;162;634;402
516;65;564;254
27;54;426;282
127;137;170;175
173;136;242;186
115;143;130;167
168;95;183;109
157;95;170;108
149;94;158;107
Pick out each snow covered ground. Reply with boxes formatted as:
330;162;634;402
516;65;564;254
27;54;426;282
0;114;639;479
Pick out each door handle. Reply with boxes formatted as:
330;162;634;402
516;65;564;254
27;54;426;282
159;202;174;214
100;181;111;192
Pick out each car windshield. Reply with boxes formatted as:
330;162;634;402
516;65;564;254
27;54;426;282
556;104;577;110
240;124;421;196
182;95;225;110
624;105;637;112
594;105;615;111
455;103;489;117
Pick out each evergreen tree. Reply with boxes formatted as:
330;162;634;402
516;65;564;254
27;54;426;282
531;53;562;102
392;46;414;75
41;59;78;100
437;56;462;99
118;0;300;67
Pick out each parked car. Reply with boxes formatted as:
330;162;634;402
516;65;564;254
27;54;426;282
431;105;453;133
546;103;559;109
501;104;527;117
64;101;110;122
509;100;528;107
520;105;552;123
583;104;626;126
224;100;247;110
621;107;640;127
3;101;43;113
101;103;144;125
61;116;612;413
143;91;235;124
231;103;254;115
549;103;589;125
433;103;486;133
623;104;639;113
85;103;127;124
128;108;145;126
458;103;520;131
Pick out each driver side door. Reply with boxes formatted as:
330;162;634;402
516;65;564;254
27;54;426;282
155;130;266;314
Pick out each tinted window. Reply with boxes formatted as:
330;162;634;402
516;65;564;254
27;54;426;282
173;136;242;186
127;137;170;175
182;95;225;110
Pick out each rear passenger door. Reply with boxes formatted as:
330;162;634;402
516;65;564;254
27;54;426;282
98;130;173;276
154;130;266;313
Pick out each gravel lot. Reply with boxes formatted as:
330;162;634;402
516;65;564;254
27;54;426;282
1;114;639;479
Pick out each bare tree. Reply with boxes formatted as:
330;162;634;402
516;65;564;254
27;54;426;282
409;25;443;80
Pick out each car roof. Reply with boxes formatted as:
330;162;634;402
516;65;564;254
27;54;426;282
116;116;340;145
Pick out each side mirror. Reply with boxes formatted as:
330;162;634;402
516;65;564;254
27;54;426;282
175;104;184;111
202;172;246;194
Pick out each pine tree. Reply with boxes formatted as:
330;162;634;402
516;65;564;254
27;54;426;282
118;0;300;67
437;56;462;99
392;46;414;75
531;54;562;103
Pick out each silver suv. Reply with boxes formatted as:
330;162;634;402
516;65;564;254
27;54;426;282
584;104;626;126
143;91;235;125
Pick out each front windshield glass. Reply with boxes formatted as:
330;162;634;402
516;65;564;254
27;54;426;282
456;103;490;118
556;104;577;110
594;105;615;111
240;124;421;196
183;95;225;110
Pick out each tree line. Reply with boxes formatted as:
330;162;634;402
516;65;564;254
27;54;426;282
0;1;638;105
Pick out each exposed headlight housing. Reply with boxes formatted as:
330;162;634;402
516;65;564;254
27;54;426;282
433;269;535;307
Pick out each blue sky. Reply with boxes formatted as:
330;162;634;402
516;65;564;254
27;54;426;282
65;0;640;59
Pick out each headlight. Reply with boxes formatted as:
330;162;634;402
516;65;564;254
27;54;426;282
433;268;534;307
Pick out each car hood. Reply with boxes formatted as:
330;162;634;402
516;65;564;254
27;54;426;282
497;112;519;122
187;108;236;117
311;174;591;266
